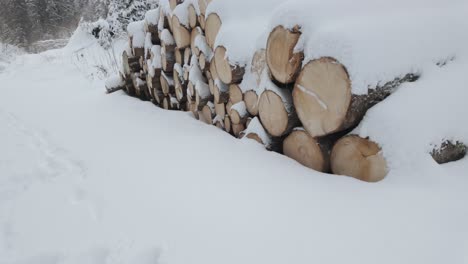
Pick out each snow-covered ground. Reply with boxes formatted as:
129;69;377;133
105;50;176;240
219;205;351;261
1;24;468;264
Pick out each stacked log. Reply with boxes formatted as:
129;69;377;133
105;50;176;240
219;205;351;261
113;0;466;183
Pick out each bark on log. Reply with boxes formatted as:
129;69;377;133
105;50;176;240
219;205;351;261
161;45;176;73
331;135;388;183
293;57;419;137
153;90;165;106
283;129;339;173
214;46;245;84
266;25;303;84
431;140;467;164
258;87;299;137
205;13;221;49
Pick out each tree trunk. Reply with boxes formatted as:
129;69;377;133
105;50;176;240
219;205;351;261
330;135;388;183
214;46;245;84
293;57;418;137
266;25;303;84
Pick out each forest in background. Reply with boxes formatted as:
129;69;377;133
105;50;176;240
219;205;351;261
0;0;158;49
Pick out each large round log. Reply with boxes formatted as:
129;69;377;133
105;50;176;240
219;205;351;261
283;129;336;173
293;57;419;137
258;86;299;137
205;13;221;49
214;46;245;84
330;135;388;183
266;25;303;84
431;140;467;164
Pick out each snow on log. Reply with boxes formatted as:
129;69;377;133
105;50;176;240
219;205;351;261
331;135;387;183
266;25;303;84
229;101;248;125
169;0;184;11
128;21;146;58
188;3;199;28
194;81;212;111
172;3;192;48
213;46;244;84
293;57;418;138
174;63;187;101
160;71;175;96
258;79;299;137
144;9;161;44
241;117;279;151
122;51;141;77
213;79;229;104
431;140;467;164
105;74;125;94
202;101;216;125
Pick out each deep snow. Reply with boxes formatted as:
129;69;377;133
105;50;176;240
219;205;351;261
1;17;468;264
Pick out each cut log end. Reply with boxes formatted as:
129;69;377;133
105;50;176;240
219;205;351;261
293;57;352;138
259;90;297;137
244;90;259;116
266;25;304;84
205;13;221;49
331;135;388;183
283;130;330;173
214;46;245;84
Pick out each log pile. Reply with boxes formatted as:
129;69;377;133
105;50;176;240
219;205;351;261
113;0;467;183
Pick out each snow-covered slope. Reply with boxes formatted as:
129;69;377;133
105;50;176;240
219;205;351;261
1;11;468;264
